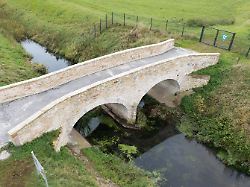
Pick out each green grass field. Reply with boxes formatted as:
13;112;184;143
0;0;249;59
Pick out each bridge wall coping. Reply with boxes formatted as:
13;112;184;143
8;53;220;146
0;39;174;103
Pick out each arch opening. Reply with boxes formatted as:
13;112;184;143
132;79;181;130
68;103;129;149
147;79;180;107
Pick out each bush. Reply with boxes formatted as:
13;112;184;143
187;18;235;27
32;63;47;75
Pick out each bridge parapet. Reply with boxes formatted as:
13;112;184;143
0;39;174;103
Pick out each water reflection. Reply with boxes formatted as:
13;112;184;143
135;134;250;187
21;40;71;72
82;117;101;137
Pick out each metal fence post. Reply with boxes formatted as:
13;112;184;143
124;13;126;26
181;23;185;37
105;14;108;29
112;12;114;25
213;29;219;46
150;18;152;30
100;19;102;33
228;33;236;51
94;24;96;37
199;26;205;42
166;19;168;31
246;47;250;57
136;16;138;27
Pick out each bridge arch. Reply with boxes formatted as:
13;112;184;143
133;78;181;111
73;103;128;138
54;101;130;151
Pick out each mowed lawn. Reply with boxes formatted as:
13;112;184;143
4;0;250;35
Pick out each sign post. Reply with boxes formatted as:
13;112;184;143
31;151;49;187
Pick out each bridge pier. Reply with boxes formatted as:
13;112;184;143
54;125;72;152
104;103;137;124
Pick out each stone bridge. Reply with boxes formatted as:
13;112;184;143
0;39;220;151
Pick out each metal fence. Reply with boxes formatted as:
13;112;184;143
199;26;236;50
89;12;188;39
85;12;249;58
199;26;249;57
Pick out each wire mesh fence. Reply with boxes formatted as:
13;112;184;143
83;12;249;58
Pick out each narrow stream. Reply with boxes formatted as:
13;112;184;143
21;39;250;187
21;39;71;72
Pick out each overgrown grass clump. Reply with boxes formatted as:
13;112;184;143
83;147;158;187
186;18;235;27
0;32;43;86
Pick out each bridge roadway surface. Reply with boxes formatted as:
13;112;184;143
0;47;195;147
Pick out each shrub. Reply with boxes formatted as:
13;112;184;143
32;63;47;75
187;18;235;27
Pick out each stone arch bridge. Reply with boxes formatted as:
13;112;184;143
0;39;219;151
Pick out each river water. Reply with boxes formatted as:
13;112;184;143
21;40;71;72
21;39;250;187
135;134;250;187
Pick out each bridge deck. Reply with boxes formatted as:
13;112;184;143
0;47;195;146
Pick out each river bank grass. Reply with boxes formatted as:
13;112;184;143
0;131;157;186
177;39;250;174
0;32;43;86
83;147;158;187
0;132;98;187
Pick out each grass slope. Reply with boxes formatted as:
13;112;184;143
83;147;157;187
0;132;157;186
177;39;250;174
0;132;98;187
0;32;41;86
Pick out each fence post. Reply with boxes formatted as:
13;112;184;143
105;14;108;29
199;26;205;42
228;33;236;51
124;13;126;26
166;19;168;31
246;47;250;57
100;19;102;34
112;12;114;25
136;16;138;27
150;18;152;30
181;23;185;37
94;24;96;37
213;29;219;46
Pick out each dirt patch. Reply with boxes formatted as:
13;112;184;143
3;159;34;187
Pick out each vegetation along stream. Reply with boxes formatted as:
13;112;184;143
21;39;250;187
